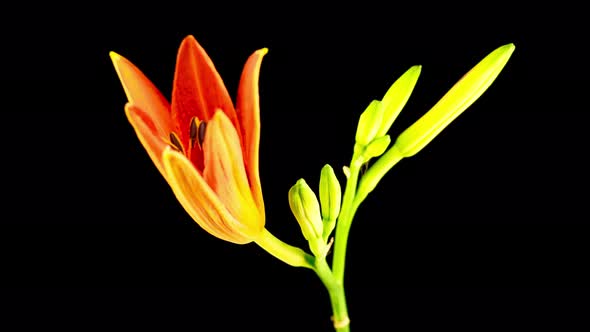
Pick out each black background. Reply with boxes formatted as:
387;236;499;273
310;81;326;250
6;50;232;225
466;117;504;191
1;2;588;331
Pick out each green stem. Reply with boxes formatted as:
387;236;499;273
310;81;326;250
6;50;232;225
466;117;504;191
332;154;363;282
256;228;350;330
326;144;404;330
315;258;350;332
355;145;404;208
255;228;315;269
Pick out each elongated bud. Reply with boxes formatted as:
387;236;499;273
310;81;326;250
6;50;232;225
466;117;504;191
288;179;325;257
376;65;422;137
394;43;515;157
355;100;383;146
319;164;341;239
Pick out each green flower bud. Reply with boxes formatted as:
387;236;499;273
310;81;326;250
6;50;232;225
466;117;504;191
394;43;515;157
319;164;341;239
376;65;422;137
288;179;325;257
361;135;391;161
355;100;383;146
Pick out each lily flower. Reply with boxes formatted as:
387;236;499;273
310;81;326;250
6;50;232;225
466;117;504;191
110;35;266;244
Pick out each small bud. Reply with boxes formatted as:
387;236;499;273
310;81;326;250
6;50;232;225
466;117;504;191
361;135;391;161
376;65;422;137
355;100;383;146
342;166;351;179
288;179;325;257
319;164;341;239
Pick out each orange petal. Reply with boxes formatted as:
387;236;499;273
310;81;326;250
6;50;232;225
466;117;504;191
203;111;265;234
110;52;172;136
236;48;267;212
162;147;256;244
125;104;170;179
171;36;239;149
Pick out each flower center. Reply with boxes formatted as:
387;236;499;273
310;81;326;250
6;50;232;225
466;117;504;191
168;117;207;156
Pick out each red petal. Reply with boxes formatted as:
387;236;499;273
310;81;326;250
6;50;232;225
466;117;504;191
171;36;239;150
236;48;267;212
189;140;205;174
110;52;172;135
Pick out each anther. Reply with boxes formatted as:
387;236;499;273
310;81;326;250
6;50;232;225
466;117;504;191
197;121;207;147
169;132;184;154
189;117;198;148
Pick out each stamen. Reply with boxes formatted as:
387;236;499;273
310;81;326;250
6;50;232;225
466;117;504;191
169;132;184;154
197;121;207;147
189;117;198;148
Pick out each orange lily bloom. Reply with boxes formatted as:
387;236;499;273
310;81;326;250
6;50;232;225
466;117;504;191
110;35;267;244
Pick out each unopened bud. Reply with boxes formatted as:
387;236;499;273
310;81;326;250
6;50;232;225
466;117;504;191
288;179;325;257
355;100;383;146
394;43;515;157
361;135;391;161
319;164;341;239
376;65;422;137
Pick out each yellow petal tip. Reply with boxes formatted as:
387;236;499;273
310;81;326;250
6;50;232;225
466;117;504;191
259;47;269;55
162;145;177;159
500;43;516;54
109;51;122;62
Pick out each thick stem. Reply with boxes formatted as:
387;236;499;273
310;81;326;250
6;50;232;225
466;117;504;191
256;228;350;330
315;258;350;332
332;156;363;282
